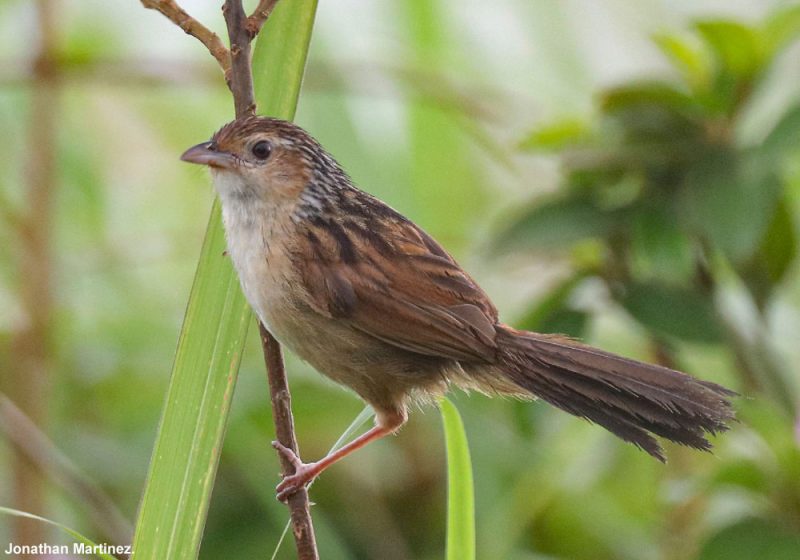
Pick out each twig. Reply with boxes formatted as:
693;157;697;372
260;325;319;559
246;0;280;38
223;0;257;116
140;0;230;77
222;1;318;557
10;0;58;549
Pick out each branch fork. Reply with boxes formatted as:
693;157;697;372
141;0;279;86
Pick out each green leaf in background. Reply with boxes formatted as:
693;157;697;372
760;103;800;159
519;116;592;152
699;518;800;560
515;274;588;338
753;198;797;285
131;3;318;559
602;82;697;115
602;82;704;145
694;20;764;79
653;32;712;92
494;193;619;253
761;4;800;58
630;202;694;285
537;309;588;339
0;507;117;560
711;460;769;494
619;281;724;343
681;151;782;263
739;198;798;307
440;398;475;560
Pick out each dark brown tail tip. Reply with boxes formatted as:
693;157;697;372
494;326;737;461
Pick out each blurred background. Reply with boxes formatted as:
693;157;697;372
1;0;800;558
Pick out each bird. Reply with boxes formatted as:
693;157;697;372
181;115;736;502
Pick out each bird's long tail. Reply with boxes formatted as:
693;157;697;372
479;325;736;461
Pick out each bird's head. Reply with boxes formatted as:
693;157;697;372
180;116;337;205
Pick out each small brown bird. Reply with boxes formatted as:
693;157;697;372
181;116;735;501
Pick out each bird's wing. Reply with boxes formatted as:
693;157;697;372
295;193;499;363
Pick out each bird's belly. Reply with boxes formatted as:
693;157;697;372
229;249;357;378
251;280;452;409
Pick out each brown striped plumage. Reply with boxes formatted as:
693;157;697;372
181;116;736;500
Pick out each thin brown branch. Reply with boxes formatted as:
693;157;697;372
9;0;59;550
223;0;256;116
259;326;319;560
140;0;230;77
221;1;318;557
246;0;280;38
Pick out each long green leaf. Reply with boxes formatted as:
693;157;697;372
132;202;247;559
0;507;117;560
132;3;318;559
252;0;319;115
493;193;620;254
440;398;475;560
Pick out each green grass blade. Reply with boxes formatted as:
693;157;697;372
252;0;319;114
132;208;248;559
131;4;318;559
328;405;373;454
0;506;117;560
440;398;476;560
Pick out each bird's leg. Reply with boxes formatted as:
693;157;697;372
273;410;405;502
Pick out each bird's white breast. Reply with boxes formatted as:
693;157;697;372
212;171;295;336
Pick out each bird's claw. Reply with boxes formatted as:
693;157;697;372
272;440;303;469
275;466;316;502
272;440;318;502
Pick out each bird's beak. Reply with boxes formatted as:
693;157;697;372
180;142;236;169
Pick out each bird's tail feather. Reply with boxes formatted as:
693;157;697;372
486;325;736;461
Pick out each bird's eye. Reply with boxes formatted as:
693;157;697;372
251;140;272;160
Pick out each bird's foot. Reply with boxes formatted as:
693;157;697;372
272;440;320;502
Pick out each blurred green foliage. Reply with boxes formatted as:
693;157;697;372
504;7;800;397
1;1;800;560
498;6;800;559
